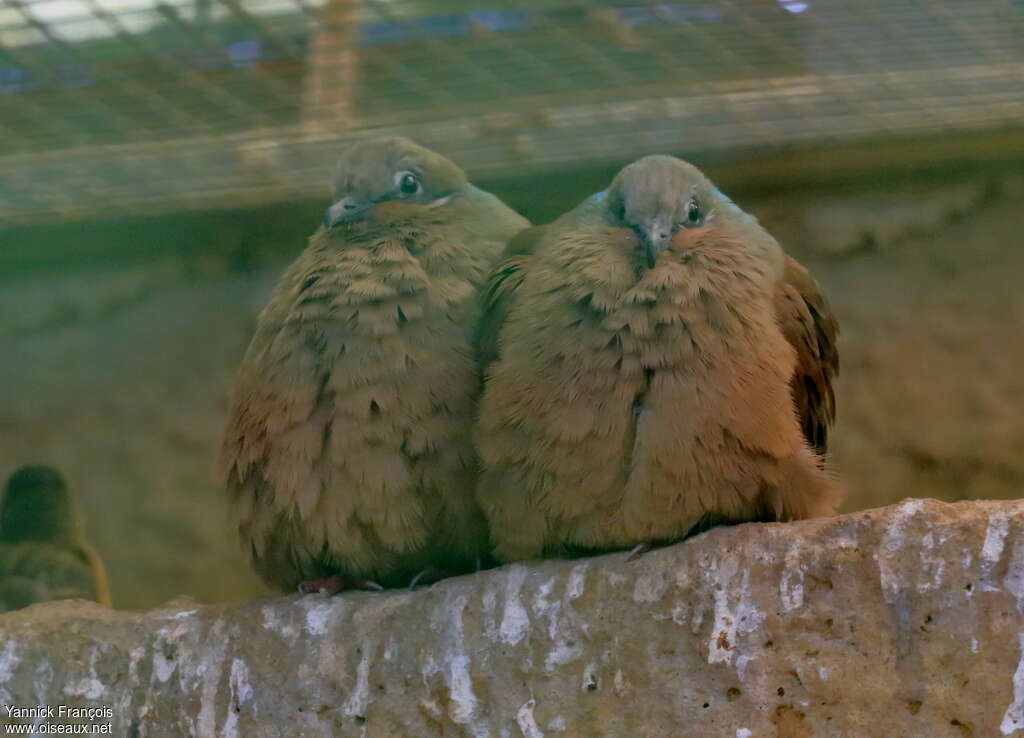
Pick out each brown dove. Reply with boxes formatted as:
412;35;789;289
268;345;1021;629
0;465;112;612
221;137;529;593
476;155;840;562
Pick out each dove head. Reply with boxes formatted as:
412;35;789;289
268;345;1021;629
606;155;722;269
323;137;467;229
1;465;80;545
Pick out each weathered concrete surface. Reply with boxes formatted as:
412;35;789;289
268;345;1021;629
2;498;1024;737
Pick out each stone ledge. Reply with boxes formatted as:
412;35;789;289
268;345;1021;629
2;498;1023;737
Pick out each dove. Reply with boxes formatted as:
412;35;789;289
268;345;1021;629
221;137;529;593
0;465;111;612
476;154;840;562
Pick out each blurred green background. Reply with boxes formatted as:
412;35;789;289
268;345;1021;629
1;0;1023;608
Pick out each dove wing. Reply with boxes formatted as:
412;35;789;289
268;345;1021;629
475;225;549;374
775;254;840;455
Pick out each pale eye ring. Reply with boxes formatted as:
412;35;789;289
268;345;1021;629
396;171;420;196
684;198;702;226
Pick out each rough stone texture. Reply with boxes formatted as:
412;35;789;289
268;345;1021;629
3;499;1024;737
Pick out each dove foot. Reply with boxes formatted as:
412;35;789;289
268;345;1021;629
408;566;451;590
297;576;383;595
626;542;653;562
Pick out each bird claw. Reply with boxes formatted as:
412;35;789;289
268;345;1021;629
626;542;653;562
297;576;383;595
408;566;450;590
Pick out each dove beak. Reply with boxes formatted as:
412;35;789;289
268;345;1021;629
324;196;372;228
638;216;673;269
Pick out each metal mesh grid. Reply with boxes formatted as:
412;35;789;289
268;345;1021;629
1;0;1022;223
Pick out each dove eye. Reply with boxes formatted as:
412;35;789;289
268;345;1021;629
684;198;702;227
396;171;421;196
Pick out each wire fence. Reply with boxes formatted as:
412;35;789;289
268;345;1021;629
1;0;1023;224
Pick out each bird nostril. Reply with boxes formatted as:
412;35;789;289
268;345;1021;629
343;202;358;210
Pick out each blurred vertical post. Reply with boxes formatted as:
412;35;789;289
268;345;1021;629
195;0;211;27
303;0;359;134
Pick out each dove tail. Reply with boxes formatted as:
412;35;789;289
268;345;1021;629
765;447;845;522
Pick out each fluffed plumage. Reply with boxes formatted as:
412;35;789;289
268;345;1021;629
221;137;529;591
0;465;111;612
476;155;841;562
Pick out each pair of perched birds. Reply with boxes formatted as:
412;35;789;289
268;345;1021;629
221;137;840;595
